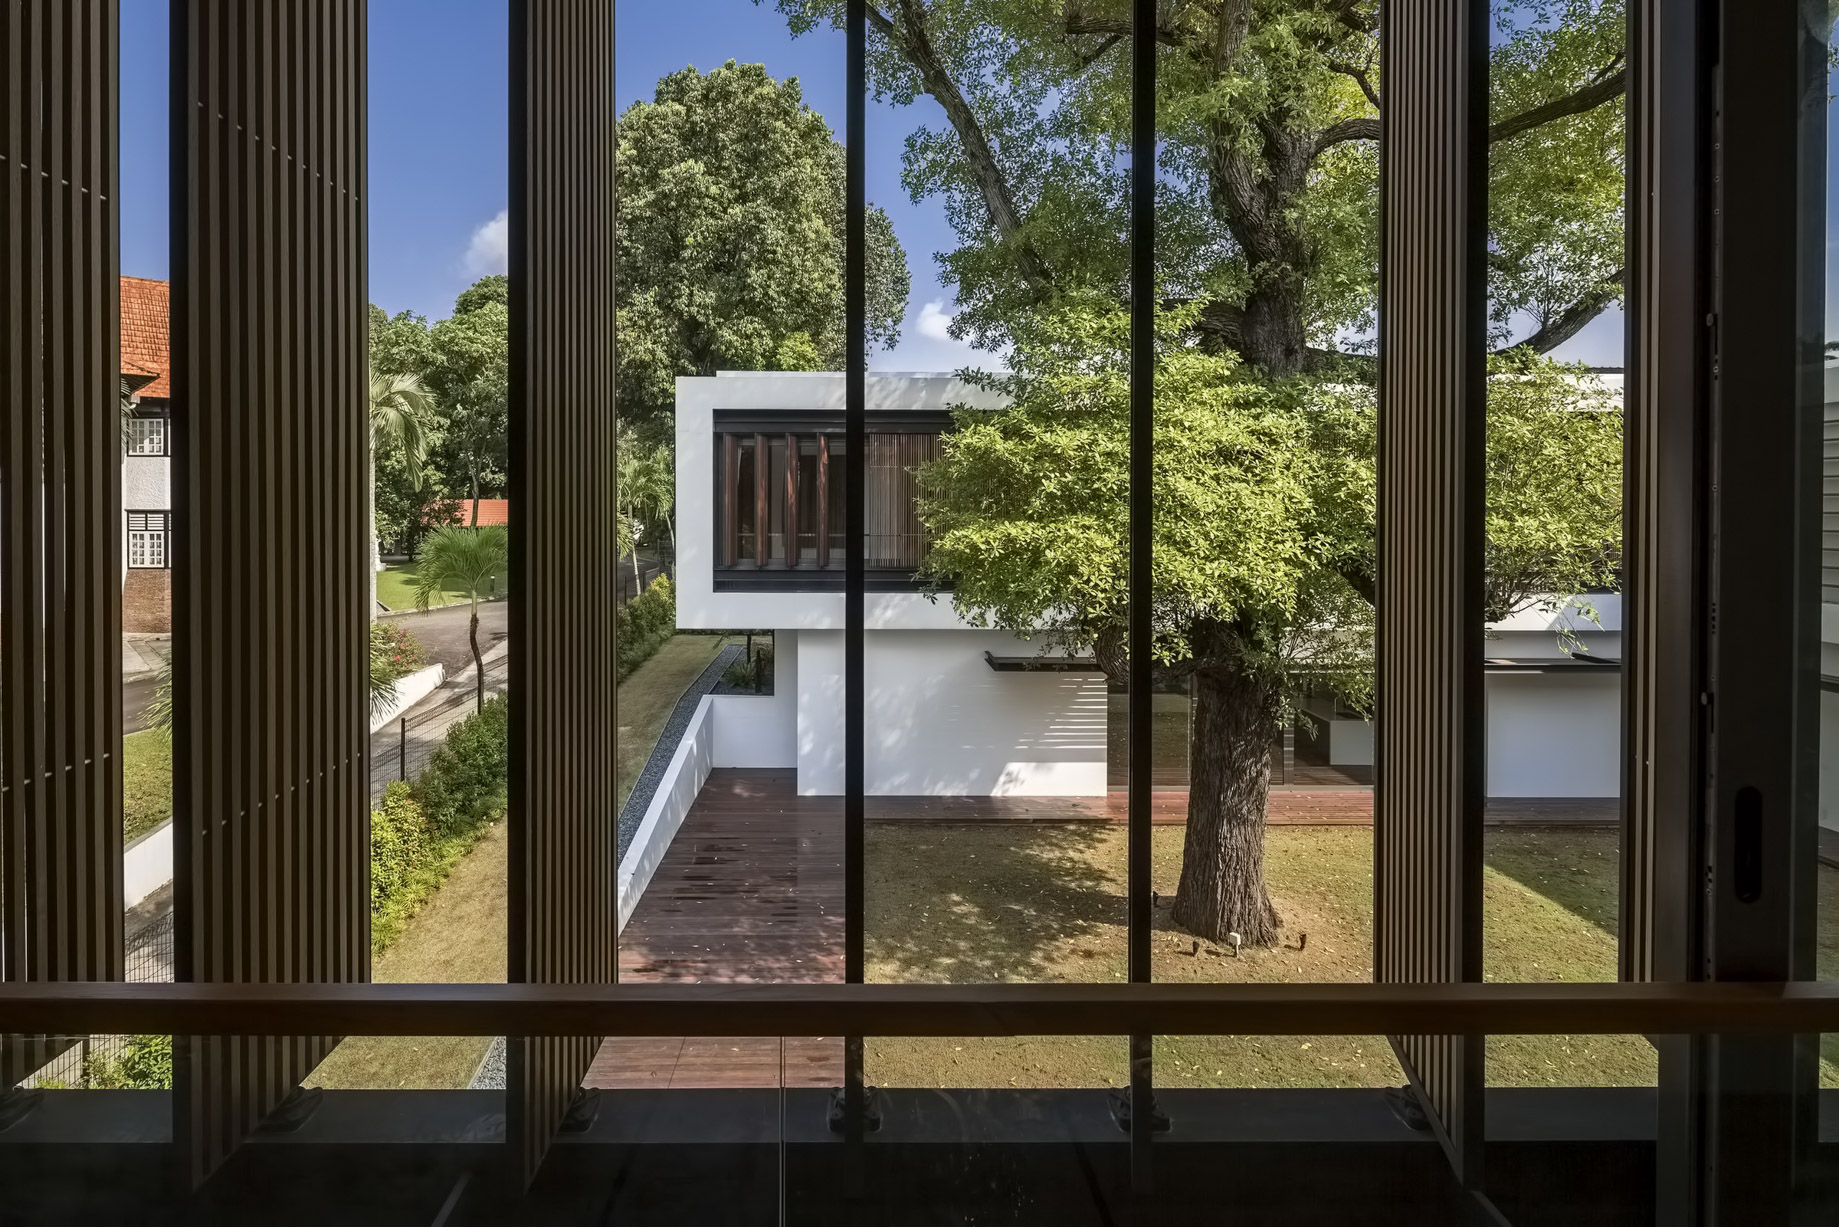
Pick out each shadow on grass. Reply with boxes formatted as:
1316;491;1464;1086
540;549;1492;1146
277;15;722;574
865;822;1125;985
1483;827;1620;942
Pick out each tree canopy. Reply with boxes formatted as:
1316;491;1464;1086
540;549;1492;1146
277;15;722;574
767;0;1629;944
766;0;1625;370
617;61;913;428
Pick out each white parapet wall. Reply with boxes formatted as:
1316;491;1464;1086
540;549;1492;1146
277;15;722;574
617;694;717;932
123;821;172;911
370;662;447;733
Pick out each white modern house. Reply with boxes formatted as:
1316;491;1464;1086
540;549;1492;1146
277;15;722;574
674;371;1625;802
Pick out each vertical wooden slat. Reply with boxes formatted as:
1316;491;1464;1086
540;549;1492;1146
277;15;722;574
785;432;798;565
507;0;619;1187
0;0;123;1089
722;433;738;567
170;0;368;1187
754;431;769;567
816;433;830;569
1374;0;1487;1191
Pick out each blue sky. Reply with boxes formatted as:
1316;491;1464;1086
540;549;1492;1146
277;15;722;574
119;0;1663;370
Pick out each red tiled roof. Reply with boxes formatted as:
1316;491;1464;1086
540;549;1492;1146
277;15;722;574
453;499;510;527
120;276;171;400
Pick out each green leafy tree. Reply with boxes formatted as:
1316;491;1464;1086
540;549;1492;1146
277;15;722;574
617;429;676;591
414;525;510;712
766;0;1629;943
617;61;912;428
766;0;1623;371
367;368;436;614
369;282;509;527
922;308;1620;943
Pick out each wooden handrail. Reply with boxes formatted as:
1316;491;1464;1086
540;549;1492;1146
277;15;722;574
4;980;1838;1039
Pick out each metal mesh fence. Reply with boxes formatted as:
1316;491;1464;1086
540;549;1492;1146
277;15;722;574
370;656;510;804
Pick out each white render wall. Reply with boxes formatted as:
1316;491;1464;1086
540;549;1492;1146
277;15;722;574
1484;673;1621;798
710;639;799;768
121;454;171;580
793;629;1107;796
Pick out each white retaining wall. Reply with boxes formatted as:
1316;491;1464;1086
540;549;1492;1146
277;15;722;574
617;695;717;933
370;662;446;732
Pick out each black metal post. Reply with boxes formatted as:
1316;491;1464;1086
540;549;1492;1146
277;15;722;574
1128;0;1158;1194
843;0;869;1166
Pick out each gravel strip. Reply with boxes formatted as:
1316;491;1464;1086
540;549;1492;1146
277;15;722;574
616;642;744;863
469;1035;506;1090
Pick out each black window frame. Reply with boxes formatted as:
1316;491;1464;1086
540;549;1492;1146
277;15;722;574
710;408;954;592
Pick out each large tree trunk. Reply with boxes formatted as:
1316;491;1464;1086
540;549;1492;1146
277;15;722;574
1170;666;1282;945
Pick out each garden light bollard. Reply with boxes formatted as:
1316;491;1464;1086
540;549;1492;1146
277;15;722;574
400;718;408;782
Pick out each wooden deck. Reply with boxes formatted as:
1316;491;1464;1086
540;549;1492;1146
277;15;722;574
584;770;1615;1090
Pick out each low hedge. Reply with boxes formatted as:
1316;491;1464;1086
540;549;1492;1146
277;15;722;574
618;574;675;681
370;696;508;952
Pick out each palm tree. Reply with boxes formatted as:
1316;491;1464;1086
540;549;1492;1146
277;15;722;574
617;432;674;595
412;524;507;712
369;368;435;616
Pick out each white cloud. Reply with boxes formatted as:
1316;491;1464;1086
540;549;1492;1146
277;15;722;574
916;299;956;342
465;209;509;276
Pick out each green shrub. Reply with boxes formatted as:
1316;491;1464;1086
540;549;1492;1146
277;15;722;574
370;781;431;914
84;1034;173;1090
415;696;509;836
370;621;430;688
369;697;511;952
722;642;774;693
617;575;675;681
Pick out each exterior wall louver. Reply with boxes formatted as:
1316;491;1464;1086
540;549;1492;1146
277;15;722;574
169;0;370;1187
506;0;621;1186
1375;0;1488;1189
0;0;124;1091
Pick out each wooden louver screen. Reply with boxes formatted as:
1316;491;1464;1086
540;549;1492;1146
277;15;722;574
0;0;125;1092
170;0;370;1188
507;0;621;1187
1374;0;1488;1193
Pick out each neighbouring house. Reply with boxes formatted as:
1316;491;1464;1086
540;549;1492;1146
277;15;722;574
454;499;510;527
120;275;173;634
676;371;1626;801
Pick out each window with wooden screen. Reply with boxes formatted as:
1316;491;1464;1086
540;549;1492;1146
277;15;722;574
713;421;942;585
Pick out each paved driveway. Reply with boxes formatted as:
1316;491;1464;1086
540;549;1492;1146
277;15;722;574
386;599;509;675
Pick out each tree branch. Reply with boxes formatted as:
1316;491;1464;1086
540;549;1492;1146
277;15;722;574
1493;269;1625;357
1314;116;1379;155
1070;32;1123;73
883;0;1055;292
1062;6;1182;46
1489;66;1625;144
1312;61;1625;158
1326;58;1380;110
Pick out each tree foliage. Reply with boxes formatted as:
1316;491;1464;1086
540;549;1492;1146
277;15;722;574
617;61;912;427
766;0;1625;368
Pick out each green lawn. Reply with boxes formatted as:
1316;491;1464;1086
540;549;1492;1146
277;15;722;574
123;728;172;844
308;821;508;1090
863;824;1839;1090
375;562;480;611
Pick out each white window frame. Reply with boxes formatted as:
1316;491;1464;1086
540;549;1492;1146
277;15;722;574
126;414;168;457
127;512;170;570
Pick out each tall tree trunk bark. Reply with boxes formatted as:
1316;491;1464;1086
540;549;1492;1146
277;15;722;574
469;596;484;713
1170;667;1282;945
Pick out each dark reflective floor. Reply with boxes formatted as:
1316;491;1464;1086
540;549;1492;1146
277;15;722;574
0;1087;1684;1225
